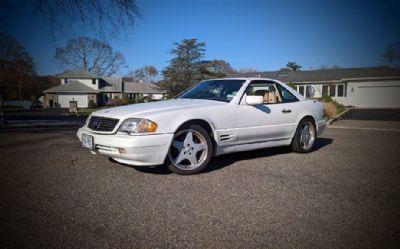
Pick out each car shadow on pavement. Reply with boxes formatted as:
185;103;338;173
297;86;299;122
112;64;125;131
115;137;333;175
203;137;333;173
109;158;172;175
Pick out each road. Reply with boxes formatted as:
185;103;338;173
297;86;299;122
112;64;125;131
1;109;399;249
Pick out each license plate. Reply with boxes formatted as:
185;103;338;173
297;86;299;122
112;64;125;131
82;134;94;150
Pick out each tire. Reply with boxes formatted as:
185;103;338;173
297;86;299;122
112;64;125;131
166;124;213;175
291;118;316;153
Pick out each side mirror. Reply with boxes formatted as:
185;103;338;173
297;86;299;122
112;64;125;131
245;95;264;106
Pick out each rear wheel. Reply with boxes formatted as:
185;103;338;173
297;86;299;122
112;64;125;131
167;124;213;175
292;118;316;153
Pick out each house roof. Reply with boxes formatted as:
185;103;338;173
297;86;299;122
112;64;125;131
124;81;165;94
45;74;166;94
99;77;123;92
44;80;98;93
229;66;400;83
59;69;99;78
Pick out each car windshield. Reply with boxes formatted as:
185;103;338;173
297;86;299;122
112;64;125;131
177;79;246;102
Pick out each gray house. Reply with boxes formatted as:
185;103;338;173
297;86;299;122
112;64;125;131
44;70;165;108
233;66;400;108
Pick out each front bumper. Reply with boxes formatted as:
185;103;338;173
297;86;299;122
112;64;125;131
316;119;327;136
77;127;174;166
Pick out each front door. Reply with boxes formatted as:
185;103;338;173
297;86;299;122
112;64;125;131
236;80;299;144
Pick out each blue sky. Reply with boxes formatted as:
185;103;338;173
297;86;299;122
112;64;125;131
1;0;399;76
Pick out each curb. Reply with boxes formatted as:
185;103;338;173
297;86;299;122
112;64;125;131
327;108;353;126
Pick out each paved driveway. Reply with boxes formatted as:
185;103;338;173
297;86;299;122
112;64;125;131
0;122;399;249
331;108;400;130
340;108;400;121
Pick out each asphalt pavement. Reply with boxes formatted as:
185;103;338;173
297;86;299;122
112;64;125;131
339;108;400;121
0;112;399;249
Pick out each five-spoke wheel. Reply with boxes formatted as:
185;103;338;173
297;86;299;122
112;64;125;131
167;124;212;174
292;118;316;153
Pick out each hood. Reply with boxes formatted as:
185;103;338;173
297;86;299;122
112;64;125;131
91;99;225;119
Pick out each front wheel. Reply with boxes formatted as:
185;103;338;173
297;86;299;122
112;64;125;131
166;125;213;175
292;118;316;153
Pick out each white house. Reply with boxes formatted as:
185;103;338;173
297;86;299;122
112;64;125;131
44;70;165;108
234;67;400;108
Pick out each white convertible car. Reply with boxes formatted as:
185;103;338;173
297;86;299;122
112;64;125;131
78;78;326;174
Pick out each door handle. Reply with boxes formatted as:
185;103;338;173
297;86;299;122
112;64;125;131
282;109;292;114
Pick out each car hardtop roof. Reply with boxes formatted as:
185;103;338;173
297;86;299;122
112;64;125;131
209;77;280;82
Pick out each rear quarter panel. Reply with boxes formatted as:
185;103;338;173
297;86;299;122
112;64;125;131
293;99;324;135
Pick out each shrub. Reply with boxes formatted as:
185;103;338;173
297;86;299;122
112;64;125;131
323;102;337;120
287;82;297;90
319;95;345;120
122;93;130;105
320;95;333;103
30;95;37;102
88;99;96;108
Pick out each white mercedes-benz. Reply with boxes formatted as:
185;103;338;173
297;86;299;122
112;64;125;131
78;78;326;174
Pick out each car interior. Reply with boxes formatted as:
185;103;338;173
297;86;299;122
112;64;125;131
248;83;283;104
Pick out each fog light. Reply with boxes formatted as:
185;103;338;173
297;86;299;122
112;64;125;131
119;148;127;154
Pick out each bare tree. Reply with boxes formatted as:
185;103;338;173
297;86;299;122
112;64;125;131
144;65;158;82
0;32;35;101
55;37;127;76
0;0;140;41
237;68;257;73
128;68;145;81
382;42;400;67
127;65;158;82
0;33;35;123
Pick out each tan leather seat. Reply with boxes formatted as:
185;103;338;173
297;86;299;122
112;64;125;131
267;91;276;103
254;90;269;103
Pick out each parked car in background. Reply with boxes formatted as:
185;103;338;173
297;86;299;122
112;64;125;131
78;78;326;174
30;100;43;109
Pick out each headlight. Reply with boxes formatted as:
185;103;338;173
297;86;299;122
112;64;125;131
118;118;158;134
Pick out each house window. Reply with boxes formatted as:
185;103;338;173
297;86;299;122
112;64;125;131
337;84;345;97
322;85;329;96
298;86;305;96
297;85;316;98
92;79;96;85
329;85;336;97
305;85;315;98
64;78;68;84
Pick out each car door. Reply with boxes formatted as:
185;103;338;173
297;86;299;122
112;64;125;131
236;80;299;144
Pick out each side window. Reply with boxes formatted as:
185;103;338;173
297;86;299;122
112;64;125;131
276;84;299;103
244;81;283;104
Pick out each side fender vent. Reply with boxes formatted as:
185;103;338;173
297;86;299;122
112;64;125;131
219;134;235;142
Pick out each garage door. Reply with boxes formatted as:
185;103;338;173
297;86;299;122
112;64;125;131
356;86;400;108
57;94;88;108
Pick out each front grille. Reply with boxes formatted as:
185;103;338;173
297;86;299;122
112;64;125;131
88;116;119;132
